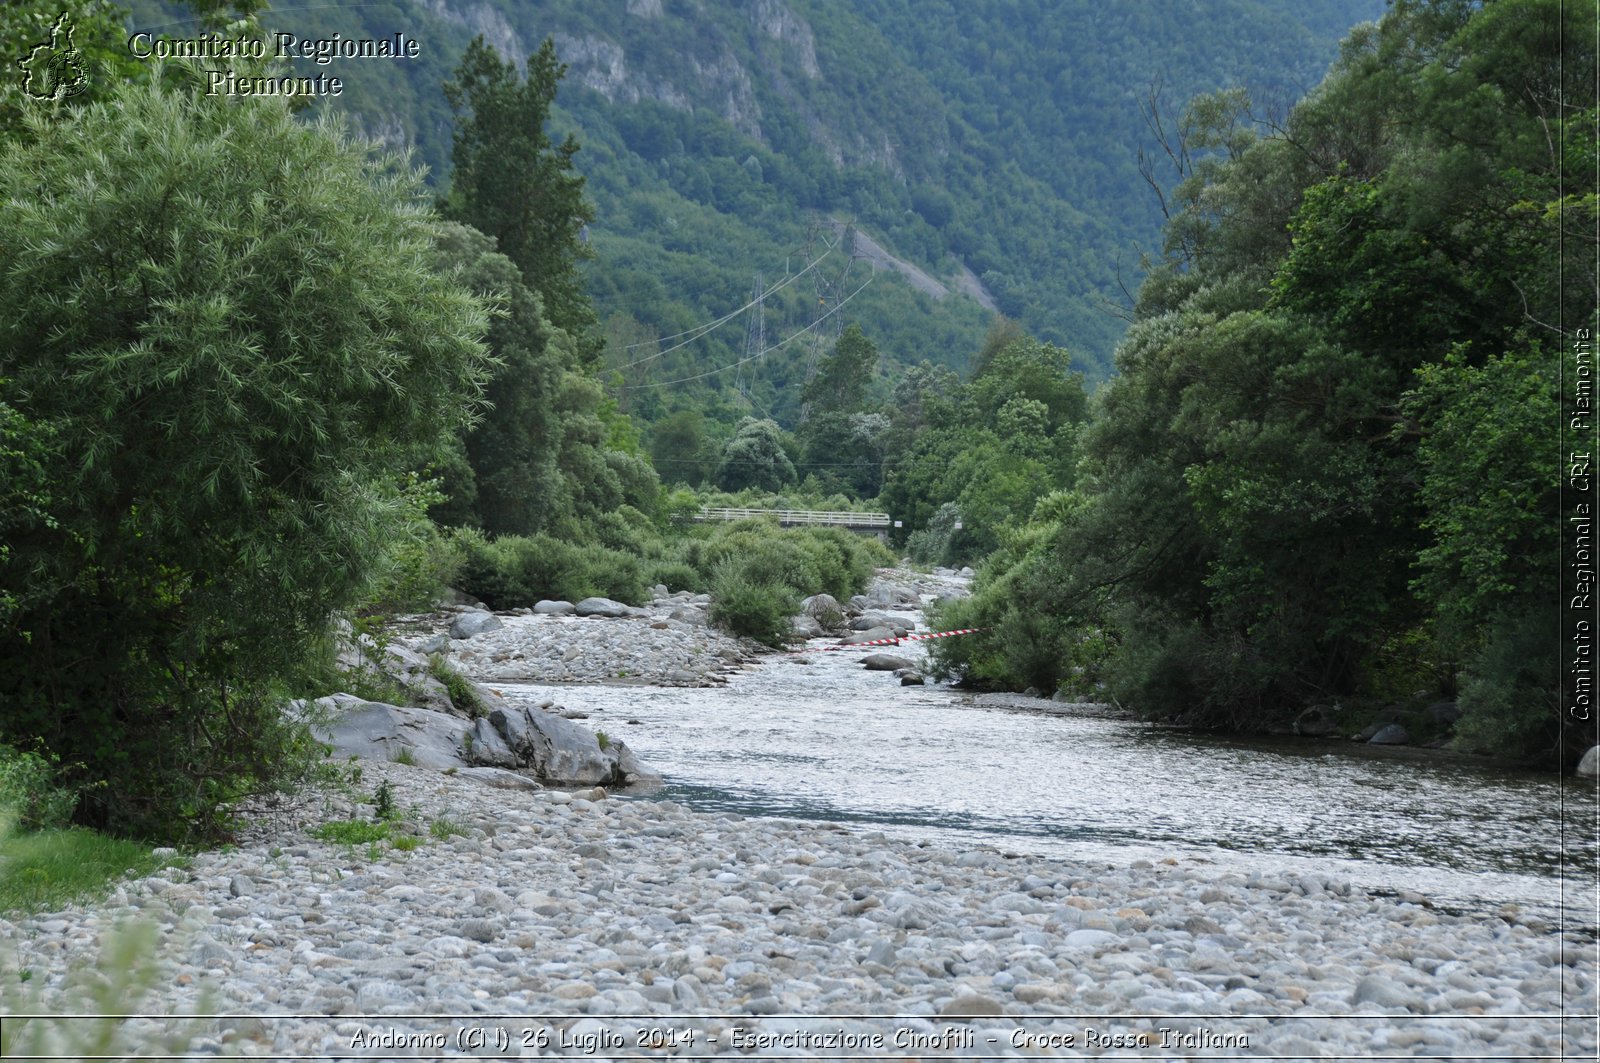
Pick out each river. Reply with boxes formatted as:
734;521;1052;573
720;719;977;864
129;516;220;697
501;637;1598;936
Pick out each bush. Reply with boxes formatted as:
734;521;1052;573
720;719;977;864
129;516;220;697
708;565;799;647
450;529;649;607
0;77;491;841
0;744;79;832
648;559;704;594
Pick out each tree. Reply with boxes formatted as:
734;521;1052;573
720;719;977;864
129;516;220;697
443;36;597;343
0;76;492;840
650;410;717;487
717;418;797;492
802;323;879;418
429;222;566;536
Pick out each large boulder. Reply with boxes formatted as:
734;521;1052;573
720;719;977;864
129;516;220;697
791;615;825;639
800;593;845;631
1578;746;1600;777
489;706;659;788
865;579;922;609
450;611;503;639
533;599;576;615
310;695;471;771
574;597;631;618
851;611;917;634
860;653;915;671
840;626;898;646
308;695;660;790
1293;705;1337;737
1368;723;1410;746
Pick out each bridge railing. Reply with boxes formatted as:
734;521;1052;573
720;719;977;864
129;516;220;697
696;507;892;528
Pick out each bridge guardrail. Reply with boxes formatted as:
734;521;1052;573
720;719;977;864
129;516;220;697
696;507;891;527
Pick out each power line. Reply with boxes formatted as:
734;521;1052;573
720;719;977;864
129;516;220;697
603;248;832;370
620;271;877;391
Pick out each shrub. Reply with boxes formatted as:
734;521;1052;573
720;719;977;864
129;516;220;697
648;559;704;594
450;530;649;608
0;744;78;832
429;656;487;718
709;564;800;647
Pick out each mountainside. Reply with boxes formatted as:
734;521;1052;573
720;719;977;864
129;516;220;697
129;0;1384;424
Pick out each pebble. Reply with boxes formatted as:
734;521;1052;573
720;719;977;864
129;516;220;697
3;570;1594;1060
2;755;1592;1061
437;595;757;687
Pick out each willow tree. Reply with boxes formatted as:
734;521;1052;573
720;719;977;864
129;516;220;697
0;75;491;840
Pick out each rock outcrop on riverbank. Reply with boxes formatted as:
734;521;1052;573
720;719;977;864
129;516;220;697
3;756;1592;1059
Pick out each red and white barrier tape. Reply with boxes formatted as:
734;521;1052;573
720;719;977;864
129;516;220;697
786;627;983;654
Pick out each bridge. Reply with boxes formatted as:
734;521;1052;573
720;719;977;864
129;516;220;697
694;507;893;536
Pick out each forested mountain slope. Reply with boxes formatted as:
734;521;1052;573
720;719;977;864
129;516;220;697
129;0;1381;424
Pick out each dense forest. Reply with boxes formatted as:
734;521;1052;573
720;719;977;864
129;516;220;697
0;0;1591;848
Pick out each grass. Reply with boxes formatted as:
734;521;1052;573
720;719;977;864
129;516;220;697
0;827;172;915
428;655;487;718
308;819;391;845
428;817;466;840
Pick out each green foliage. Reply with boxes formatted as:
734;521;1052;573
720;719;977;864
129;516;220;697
924;0;1588;762
708;564;800;648
428;656;487;719
716;417;798;492
449;528;648;607
429;816;467;840
309;819;391;845
882;335;1089;561
803;324;879;417
0;75;491;841
372;778;397;820
444;35;596;339
0;745;80;833
1452;610;1561;758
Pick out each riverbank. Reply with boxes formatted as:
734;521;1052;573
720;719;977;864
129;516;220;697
2;754;1593;1060
5;569;1596;1060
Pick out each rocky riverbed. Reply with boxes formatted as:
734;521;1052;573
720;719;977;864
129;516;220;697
3;569;1595;1060
3;755;1593;1060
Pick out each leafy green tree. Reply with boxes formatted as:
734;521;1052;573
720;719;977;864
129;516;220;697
443;35;597;342
1404;346;1561;754
717;418;797;492
803;324;879;418
429;222;566;536
0;76;491;840
650;410;717;486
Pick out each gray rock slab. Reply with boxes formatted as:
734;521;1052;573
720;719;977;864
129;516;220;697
454;766;542;791
311;695;468;771
1578;745;1600;776
574;597;630;618
840;627;898;646
1368;723;1411;745
449;611;503;639
533;600;576;615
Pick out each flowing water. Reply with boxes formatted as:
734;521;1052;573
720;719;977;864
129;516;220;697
501;639;1598;933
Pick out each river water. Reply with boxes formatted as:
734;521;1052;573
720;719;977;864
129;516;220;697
502;638;1598;934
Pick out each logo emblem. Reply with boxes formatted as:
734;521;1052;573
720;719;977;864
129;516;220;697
20;13;88;102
